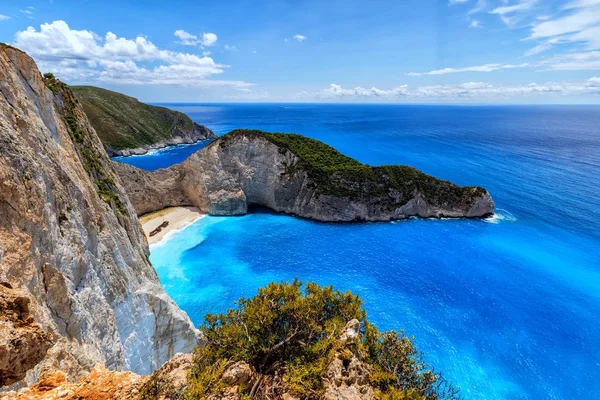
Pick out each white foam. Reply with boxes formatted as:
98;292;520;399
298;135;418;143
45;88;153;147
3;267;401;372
484;209;517;224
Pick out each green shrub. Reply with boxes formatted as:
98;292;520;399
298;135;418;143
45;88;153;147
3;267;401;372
58;212;68;224
187;280;460;400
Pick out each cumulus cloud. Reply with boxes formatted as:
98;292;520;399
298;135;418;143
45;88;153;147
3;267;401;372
224;44;238;51
200;32;218;47
293;34;307;42
469;20;482;28
174;29;198;45
312;78;600;100
13;21;251;89
317;84;410;98
407;63;529;76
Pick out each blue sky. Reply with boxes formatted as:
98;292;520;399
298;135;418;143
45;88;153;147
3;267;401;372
1;0;599;103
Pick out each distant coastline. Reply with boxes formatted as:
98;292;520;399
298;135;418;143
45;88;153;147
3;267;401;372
107;137;216;158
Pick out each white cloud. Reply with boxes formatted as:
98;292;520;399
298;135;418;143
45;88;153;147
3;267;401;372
0;14;10;20
13;21;251;90
200;32;218;47
524;0;600;54
313;78;600;100
224;44;238;51
449;0;470;4
469;19;482;28
20;9;34;15
174;29;198;45
252;50;257;54
524;42;553;56
491;0;537;16
293;34;307;42
539;50;600;70
468;0;486;14
407;62;529;76
317;84;410;98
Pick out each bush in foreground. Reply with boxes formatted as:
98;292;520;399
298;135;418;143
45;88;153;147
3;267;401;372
184;280;460;399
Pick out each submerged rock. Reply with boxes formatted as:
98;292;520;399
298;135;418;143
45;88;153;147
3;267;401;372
115;129;494;221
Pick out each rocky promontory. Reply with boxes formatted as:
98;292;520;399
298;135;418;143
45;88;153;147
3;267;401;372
71;85;217;157
115;129;494;221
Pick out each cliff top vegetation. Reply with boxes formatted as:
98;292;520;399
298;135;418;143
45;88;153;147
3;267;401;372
174;280;460;399
71;85;200;151
220;129;487;208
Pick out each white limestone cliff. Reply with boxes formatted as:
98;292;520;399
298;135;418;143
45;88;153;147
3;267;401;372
0;45;201;389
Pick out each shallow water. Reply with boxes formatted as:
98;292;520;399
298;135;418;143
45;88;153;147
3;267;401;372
117;104;600;399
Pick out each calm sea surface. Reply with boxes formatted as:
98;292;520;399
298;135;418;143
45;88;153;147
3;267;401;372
114;104;600;399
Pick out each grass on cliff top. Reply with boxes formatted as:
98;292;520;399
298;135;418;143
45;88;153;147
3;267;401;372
221;129;487;207
70;85;198;151
171;280;460;400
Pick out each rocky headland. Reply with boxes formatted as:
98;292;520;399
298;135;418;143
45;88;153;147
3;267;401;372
71;85;217;157
115;129;494;221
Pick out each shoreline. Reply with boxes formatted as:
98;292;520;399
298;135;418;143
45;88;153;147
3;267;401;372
140;206;206;246
108;137;216;158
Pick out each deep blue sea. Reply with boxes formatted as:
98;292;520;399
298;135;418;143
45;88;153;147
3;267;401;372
114;104;600;399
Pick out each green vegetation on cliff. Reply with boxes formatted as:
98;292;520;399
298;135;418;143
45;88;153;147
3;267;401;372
221;129;487;208
178;280;458;399
44;77;126;214
71;86;204;151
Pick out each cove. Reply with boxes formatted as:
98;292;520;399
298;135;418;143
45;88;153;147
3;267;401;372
117;104;600;399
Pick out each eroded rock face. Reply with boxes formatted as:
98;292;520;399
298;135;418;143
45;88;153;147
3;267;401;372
0;285;53;387
0;45;200;389
115;132;494;221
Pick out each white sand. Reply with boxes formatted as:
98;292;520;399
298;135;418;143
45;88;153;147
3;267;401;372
140;206;205;246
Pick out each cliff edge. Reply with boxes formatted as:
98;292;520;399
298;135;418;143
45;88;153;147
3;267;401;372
0;44;200;389
115;129;494;221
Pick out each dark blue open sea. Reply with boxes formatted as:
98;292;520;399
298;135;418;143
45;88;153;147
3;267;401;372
114;104;600;399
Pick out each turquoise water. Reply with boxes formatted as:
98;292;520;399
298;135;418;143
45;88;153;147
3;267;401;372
118;104;600;399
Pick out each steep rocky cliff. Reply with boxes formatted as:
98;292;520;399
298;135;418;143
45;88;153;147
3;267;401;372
0;44;200;389
115;129;494;221
71;85;217;157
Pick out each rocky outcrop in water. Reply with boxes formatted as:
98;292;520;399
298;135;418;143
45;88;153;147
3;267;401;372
0;44;200;389
115;130;494;221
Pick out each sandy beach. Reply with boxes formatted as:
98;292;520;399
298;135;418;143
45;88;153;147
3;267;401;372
140;206;205;245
